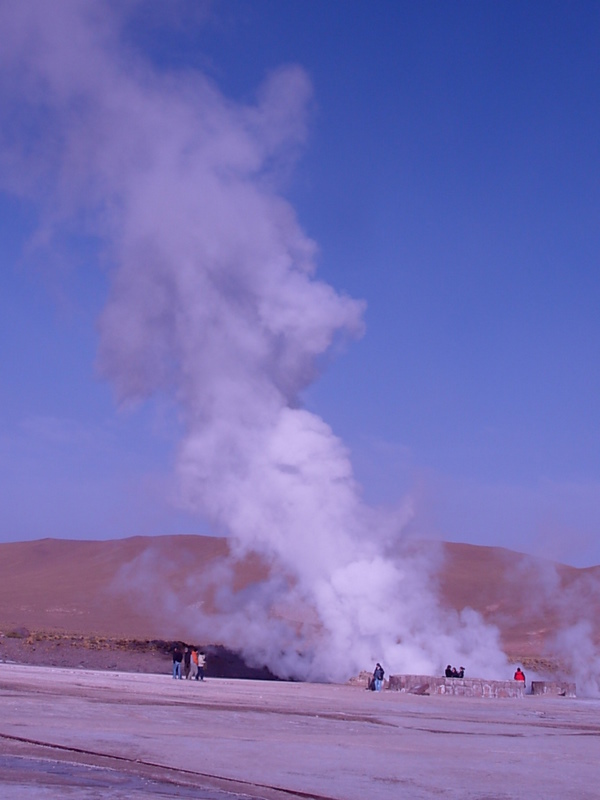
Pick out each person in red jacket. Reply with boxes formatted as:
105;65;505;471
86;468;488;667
514;667;526;684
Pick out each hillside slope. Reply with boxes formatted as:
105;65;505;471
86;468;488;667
0;535;597;660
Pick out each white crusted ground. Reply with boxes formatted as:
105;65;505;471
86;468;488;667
0;663;598;799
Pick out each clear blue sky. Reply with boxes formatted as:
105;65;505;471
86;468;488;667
1;1;600;566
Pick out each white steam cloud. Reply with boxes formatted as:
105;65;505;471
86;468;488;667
2;0;576;684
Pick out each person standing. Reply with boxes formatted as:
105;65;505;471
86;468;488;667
197;651;206;681
172;645;183;679
183;647;191;679
373;663;385;692
190;647;199;680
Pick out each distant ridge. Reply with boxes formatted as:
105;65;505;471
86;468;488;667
0;535;597;659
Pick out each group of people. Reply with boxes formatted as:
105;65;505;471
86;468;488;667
170;651;526;688
443;664;526;685
444;665;465;678
172;645;206;681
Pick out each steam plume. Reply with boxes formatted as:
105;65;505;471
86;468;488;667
0;1;514;681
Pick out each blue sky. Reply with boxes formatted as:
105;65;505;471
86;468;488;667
1;1;600;566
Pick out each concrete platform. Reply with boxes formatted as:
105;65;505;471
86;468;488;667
0;663;598;799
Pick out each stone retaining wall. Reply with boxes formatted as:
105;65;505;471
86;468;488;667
531;681;576;697
388;674;525;698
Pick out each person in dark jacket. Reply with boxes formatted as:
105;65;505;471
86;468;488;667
373;663;385;692
172;646;183;679
183;647;191;679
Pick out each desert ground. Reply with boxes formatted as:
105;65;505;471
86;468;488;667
0;662;598;800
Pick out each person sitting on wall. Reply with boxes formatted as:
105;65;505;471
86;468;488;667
514;667;526;684
445;665;453;677
457;666;465;678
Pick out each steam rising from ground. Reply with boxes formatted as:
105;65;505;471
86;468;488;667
4;1;593;684
509;555;600;695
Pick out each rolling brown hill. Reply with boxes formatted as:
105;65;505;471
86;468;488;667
438;541;600;657
0;535;598;665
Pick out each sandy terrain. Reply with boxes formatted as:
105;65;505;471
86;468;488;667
0;663;598;799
